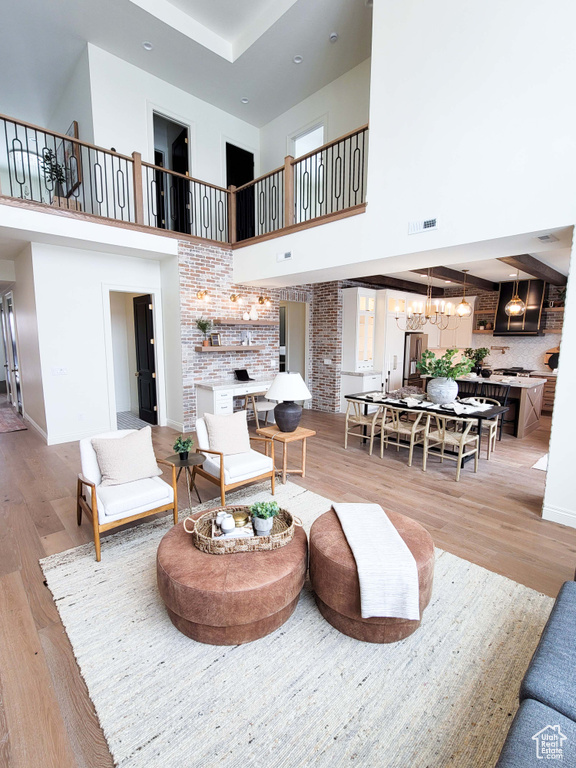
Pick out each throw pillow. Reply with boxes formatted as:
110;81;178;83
91;426;162;486
204;410;250;455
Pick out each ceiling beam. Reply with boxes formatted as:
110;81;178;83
411;267;498;292
350;275;444;297
497;254;567;286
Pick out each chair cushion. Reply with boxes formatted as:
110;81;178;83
91;426;161;486
202;449;274;485
96;476;174;523
204;410;251;455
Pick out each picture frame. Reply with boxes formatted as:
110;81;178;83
210;332;222;347
56;120;82;198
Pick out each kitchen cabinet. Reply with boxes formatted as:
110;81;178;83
530;373;556;413
342;287;376;372
340;372;382;413
438;297;475;349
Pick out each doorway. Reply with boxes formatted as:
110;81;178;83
226;142;255;241
1;293;22;413
110;292;157;428
279;301;308;381
152;113;190;235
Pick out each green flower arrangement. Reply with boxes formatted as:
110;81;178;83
416;348;473;380
249;501;280;520
173;434;194;454
464;347;490;365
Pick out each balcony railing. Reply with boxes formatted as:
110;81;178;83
0;113;368;247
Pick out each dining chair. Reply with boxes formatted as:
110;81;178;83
423;414;479;482
477;382;512;440
344;399;382;456
380;406;427;467
456;380;481;398
474;396;501;459
244;393;275;429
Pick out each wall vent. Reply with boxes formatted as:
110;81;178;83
408;218;438;235
537;234;559;243
276;251;293;262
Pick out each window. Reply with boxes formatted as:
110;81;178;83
292;125;325;159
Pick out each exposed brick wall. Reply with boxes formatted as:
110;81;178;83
310;281;343;412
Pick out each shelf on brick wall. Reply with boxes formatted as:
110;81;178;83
543;307;565;312
194;345;267;352
213;318;278;326
473;330;493;334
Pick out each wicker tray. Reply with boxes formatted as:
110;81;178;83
183;505;301;555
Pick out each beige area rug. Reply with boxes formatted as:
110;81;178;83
0;399;26;433
41;482;553;768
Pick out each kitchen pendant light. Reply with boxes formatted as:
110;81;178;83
505;270;526;317
455;270;473;318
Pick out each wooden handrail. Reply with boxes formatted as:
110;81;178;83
291;124;369;166
141;161;230;194
234;164;285;193
0;111;135;162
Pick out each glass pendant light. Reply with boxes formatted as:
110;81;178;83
456;270;473;318
505;270;526;317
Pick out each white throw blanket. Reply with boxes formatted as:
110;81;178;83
333;503;420;620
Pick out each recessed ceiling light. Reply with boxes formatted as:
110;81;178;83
509;273;517;277
241;97;249;104
142;41;153;51
444;280;452;284
293;55;303;64
329;32;339;43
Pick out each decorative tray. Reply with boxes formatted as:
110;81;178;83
182;505;301;555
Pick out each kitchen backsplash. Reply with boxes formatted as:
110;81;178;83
470;334;559;371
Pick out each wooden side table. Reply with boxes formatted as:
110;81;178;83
256;425;316;484
165;454;205;510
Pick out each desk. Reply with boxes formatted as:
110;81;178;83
196;378;273;418
256;425;316;484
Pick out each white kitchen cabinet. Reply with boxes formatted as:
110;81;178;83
342;287;377;372
340;372;382;413
384;311;405;391
438;297;475;350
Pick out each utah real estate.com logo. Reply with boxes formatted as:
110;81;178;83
532;724;568;760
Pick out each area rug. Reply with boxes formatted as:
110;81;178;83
0;399;26;433
532;454;549;471
41;482;553;768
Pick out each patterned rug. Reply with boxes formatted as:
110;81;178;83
41;482;553;768
0;399;26;433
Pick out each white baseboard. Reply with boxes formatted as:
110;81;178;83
23;413;48;442
542;504;576;529
166;419;184;432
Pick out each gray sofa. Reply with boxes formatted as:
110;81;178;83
496;581;576;766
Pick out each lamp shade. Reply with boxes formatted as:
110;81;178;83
267;372;311;402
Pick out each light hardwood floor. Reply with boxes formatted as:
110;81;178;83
0;405;574;767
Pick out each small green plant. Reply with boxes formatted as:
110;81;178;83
196;316;212;339
173;434;193;454
41;148;66;189
416;348;473;380
464;347;490;364
249;501;280;520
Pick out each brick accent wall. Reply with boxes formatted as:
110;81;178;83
310;281;343;412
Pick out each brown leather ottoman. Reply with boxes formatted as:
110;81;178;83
309;508;434;643
157;512;308;645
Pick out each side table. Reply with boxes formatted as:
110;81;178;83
165;454;205;510
255;425;316;484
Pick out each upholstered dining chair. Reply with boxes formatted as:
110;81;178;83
76;428;178;561
380;406;427;466
423;414;479;482
192;411;275;506
344;399;382;455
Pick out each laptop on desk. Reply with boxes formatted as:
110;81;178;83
234;369;254;382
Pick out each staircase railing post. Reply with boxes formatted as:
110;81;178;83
132;151;144;225
284;155;295;227
228;185;237;244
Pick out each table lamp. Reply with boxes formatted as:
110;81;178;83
266;372;312;432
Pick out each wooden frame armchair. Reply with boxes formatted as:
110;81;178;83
192;417;275;506
76;430;178;561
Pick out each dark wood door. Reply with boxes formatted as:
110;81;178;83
171;128;190;235
226;142;255;241
133;295;157;425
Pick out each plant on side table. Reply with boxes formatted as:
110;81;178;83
249;500;279;535
417;348;473;404
196;317;213;346
173;434;194;461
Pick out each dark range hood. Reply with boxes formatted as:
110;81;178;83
493;279;545;336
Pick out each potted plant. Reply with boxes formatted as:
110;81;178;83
173;434;193;461
196;317;212;346
41;148;66;202
464;347;490;375
249;500;279;535
477;319;487;331
416;348;473;404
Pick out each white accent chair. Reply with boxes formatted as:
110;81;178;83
192;417;275;506
76;430;177;561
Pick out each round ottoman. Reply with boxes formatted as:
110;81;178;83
157;512;308;645
309;508;434;643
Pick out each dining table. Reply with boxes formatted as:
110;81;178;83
345;391;509;464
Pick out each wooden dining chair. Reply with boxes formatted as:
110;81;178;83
244;393;275;429
380;406;427;467
423;414;479;482
474;397;501;459
344;399;382;455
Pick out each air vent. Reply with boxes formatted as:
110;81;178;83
408;218;438;235
276;251;292;262
537;234;559;243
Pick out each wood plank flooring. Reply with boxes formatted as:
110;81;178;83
0;403;574;766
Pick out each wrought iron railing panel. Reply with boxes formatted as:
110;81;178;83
236;168;285;242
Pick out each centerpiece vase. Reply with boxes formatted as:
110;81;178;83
427;377;458;405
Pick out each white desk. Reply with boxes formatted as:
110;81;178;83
196;379;273;417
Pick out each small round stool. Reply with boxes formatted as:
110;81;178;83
309;508;434;643
157;511;308;645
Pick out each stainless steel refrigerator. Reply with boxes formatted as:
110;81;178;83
403;333;428;387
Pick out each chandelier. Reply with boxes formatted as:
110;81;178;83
505;270;526;317
455;270;473;317
395;269;461;332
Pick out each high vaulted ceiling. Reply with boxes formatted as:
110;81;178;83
0;0;372;128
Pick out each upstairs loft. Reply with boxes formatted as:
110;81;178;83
0;112;368;251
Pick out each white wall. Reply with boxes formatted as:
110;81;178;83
160;256;184;431
259;59;371;174
87;45;261;187
110;291;140;413
48;47;94;143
